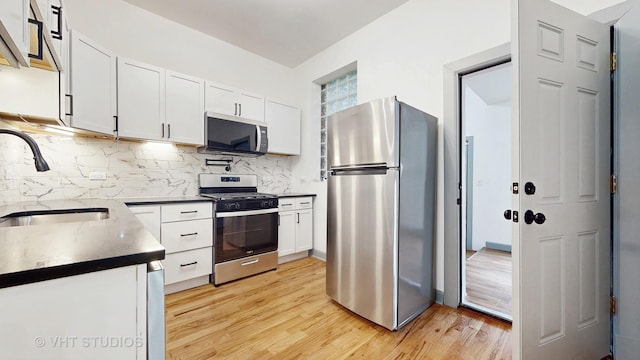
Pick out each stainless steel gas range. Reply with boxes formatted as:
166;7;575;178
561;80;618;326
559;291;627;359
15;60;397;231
198;174;278;285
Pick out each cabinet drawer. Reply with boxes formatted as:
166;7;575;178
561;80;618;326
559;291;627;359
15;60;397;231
295;197;313;210
279;198;295;211
161;218;213;253
161;202;212;222
163;248;212;285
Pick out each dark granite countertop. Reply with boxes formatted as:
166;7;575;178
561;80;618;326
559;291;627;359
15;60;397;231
277;193;317;198
0;199;165;289
121;195;213;206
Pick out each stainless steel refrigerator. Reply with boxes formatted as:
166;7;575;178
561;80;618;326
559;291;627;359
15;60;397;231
326;96;437;331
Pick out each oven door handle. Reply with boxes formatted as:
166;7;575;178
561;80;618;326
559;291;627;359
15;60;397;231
216;208;278;218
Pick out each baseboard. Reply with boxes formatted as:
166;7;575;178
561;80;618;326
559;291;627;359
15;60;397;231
278;251;309;264
435;289;444;304
486;242;512;253
311;249;326;261
164;275;210;294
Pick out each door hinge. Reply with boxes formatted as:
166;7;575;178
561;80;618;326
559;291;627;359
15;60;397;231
611;52;617;72
610;175;617;194
610;296;617;315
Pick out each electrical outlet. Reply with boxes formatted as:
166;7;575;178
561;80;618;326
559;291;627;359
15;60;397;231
89;171;107;181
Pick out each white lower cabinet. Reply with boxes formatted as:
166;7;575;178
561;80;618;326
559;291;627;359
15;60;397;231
129;202;214;294
163;247;212;285
0;264;147;360
278;197;313;263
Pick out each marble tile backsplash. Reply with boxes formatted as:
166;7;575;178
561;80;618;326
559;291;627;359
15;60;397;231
0;133;292;206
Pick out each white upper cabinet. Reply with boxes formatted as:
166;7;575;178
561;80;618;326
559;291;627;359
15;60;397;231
35;0;64;63
205;81;265;122
0;0;30;68
265;99;301;155
118;59;207;144
237;90;265;122
30;0;63;71
66;30;117;135
165;70;205;145
117;57;165;141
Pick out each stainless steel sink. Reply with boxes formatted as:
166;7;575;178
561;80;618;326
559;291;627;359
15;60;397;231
0;208;110;228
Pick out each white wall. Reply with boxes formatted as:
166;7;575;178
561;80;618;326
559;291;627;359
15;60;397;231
463;87;511;251
291;0;623;292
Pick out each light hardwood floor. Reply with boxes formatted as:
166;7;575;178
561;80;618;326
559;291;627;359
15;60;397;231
464;248;512;316
166;257;512;359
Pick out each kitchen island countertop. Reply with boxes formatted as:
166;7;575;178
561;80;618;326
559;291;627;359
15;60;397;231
122;195;213;205
277;193;317;198
0;199;164;289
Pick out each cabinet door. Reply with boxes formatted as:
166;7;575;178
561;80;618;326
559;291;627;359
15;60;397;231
129;205;161;241
117;57;165;140
204;81;237;116
265;99;300;155
0;0;30;67
0;265;144;359
237;90;265;122
161;218;213;253
296;209;313;252
278;211;296;257
48;0;64;61
166;70;205;145
68;31;117;135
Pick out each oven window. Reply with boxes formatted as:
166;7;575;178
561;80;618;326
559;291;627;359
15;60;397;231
215;212;278;262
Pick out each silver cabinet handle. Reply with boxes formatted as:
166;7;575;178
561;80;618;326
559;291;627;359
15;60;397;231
297;213;300;224
161;123;165;138
180;232;198;237
180;261;198;267
238;103;242;116
167;124;171;139
300;202;310;205
234;103;238;116
241;259;259;266
180;210;198;214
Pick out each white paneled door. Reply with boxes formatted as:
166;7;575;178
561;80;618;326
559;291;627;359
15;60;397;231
513;0;610;358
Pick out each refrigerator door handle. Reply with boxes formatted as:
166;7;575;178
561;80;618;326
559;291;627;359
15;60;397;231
330;163;388;171
330;164;395;176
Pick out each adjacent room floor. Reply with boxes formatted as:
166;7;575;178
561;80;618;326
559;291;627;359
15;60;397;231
165;257;512;359
465;248;512;317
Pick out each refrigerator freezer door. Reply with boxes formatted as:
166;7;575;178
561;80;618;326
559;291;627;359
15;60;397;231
326;168;398;330
327;97;399;169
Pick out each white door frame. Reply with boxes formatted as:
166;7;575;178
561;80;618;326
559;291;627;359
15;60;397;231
443;43;511;309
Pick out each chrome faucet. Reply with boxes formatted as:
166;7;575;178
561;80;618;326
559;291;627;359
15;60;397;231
0;129;50;172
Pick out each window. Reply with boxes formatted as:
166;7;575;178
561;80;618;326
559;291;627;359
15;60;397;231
320;70;357;180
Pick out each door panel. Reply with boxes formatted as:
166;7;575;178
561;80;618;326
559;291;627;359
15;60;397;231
326;97;399;168
326;169;398;330
514;0;610;358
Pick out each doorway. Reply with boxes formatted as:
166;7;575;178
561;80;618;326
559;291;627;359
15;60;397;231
460;62;513;320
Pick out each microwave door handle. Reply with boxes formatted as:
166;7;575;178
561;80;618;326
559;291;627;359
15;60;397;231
256;125;262;152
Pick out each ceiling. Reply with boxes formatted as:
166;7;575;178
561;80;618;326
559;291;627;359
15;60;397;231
464;63;512;106
122;0;410;68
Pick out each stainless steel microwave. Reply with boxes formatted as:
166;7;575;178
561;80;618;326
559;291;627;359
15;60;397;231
197;112;268;156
